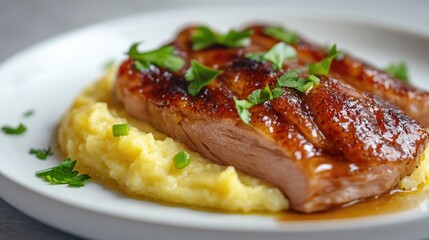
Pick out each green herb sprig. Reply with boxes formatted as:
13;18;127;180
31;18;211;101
1;123;26;135
234;84;278;124
277;70;320;92
36;158;90;187
233;97;254;125
234;70;320;124
263;26;299;44
185;60;223;96
384;62;409;83
308;44;341;76
247;84;278;105
245;42;296;70
127;43;184;72
29;146;53;160
191;26;252;51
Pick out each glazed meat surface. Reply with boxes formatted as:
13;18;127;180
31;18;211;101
248;26;429;127
115;26;429;212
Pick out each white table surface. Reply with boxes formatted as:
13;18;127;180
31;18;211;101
0;0;428;239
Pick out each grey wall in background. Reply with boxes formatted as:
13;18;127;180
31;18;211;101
0;0;428;62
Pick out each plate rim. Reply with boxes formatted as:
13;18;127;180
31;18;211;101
1;5;429;235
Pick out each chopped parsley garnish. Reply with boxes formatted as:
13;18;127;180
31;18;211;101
234;71;320;124
1;123;26;135
23;110;34;117
384;62;409;83
245;42;296;70
263;26;299;44
127;43;185;72
36;158;90;187
173;151;190;169
29;146;53;160
233;85;278;124
112;123;130;137
191;26;252;51
185;60;223;96
247;84;275;105
271;85;283;99
233;97;253;124
277;70;320;92
308;44;340;76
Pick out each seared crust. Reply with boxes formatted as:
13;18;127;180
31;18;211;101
249;25;429;127
115;25;429;212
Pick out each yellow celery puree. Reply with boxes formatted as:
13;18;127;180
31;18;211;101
58;68;429;212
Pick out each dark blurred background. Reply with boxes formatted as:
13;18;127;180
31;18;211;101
0;0;428;239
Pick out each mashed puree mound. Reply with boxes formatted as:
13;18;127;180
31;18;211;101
58;69;288;212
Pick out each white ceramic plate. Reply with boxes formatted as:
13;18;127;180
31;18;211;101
1;6;429;240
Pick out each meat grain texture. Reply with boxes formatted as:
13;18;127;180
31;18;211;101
115;25;429;212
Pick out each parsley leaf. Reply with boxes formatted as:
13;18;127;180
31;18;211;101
1;123;26;135
29;147;53;160
233;84;278;124
185;60;222;96
191;26;252;51
23;110;34;117
247;85;274;105
308;44;340;76
36;158;90;187
223;29;252;47
263;26;299;44
233;70;321;124
277;70;320;92
384;62;409;83
191;27;218;51
264;43;297;69
233;97;253;124
245;42;296;70
272;85;283;98
127;43;185;72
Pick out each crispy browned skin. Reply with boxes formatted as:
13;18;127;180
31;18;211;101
115;26;429;212
247;26;429;127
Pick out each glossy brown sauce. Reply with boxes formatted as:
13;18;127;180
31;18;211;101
277;187;429;221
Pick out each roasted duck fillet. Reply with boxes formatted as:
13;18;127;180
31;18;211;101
115;26;429;212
